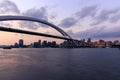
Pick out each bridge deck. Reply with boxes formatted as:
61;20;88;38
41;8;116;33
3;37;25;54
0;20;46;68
0;26;71;40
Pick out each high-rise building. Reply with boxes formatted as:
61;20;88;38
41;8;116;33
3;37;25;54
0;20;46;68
19;39;24;47
87;38;91;43
38;40;41;47
47;42;52;47
51;41;56;47
33;42;39;48
42;40;47;48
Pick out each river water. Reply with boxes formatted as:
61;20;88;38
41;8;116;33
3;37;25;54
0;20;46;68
0;48;120;80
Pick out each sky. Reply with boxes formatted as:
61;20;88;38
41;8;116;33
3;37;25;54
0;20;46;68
0;0;120;45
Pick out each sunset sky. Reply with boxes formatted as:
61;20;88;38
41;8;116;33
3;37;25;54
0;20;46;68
0;0;120;45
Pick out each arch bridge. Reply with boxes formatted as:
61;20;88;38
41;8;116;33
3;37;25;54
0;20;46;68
0;15;78;47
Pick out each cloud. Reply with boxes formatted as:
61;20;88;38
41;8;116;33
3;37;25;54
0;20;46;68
0;0;20;15
75;5;97;19
0;0;120;40
20;7;49;29
22;7;48;20
59;5;97;28
59;17;77;28
59;5;120;28
69;26;120;39
73;26;106;38
91;9;119;25
110;13;120;23
0;0;50;30
67;30;74;35
0;0;20;28
95;31;120;38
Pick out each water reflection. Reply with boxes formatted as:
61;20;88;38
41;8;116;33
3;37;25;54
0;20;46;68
118;48;120;50
0;48;120;80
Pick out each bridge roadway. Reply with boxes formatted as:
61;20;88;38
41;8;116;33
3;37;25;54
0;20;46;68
0;26;72;40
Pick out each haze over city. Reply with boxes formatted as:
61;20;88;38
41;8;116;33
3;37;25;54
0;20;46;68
0;0;120;45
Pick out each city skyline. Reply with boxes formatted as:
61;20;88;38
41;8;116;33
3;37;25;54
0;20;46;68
0;0;120;45
0;38;120;48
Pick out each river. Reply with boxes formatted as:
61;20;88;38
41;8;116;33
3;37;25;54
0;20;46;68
0;48;120;80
